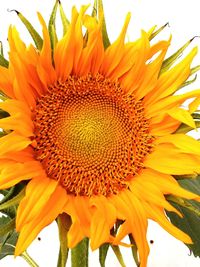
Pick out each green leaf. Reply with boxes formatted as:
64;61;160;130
160;37;196;75
0;187;25;211
0;230;18;260
71;238;89;267
99;243;110;267
0;187;15;205
0;184;26;218
56;213;70;267
58;0;70;36
48;0;59;51
166;175;200;257
0;216;15;237
10;10;43;50
149;22;169;41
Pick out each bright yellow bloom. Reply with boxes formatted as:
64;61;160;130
0;5;200;267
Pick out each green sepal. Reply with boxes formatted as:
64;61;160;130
56;213;70;267
175;113;200;134
179;64;200;90
111;245;126;267
179;74;197;89
191;65;200;75
175;122;200;134
0;41;4;56
160;37;196;75
0;187;25;211
192;113;200;120
0;41;9;68
0;230;18;260
0;55;9;68
99;243;110;267
0;110;9;119
71;238;89;267
48;0;59;51
13;10;43;50
166;175;200;257
149;22;169;41
129;234;139;267
0;92;9;101
58;0;70;36
93;0;110;49
0;216;15;237
0;131;7;138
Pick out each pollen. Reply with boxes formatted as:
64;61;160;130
34;74;153;196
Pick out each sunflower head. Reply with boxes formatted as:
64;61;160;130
0;1;200;267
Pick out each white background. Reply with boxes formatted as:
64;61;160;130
0;0;200;266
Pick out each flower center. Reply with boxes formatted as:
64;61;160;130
34;74;153;196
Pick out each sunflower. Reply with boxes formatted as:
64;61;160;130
0;2;200;267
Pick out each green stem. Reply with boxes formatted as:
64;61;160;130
21;251;39;267
71;238;89;267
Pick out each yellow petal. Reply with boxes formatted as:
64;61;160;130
145;47;197;105
120;31;150;93
37;13;57;86
149;115;180;136
90;195;116;250
0;66;14;98
167;108;195;128
146;89;200;118
189;96;200;113
15;183;67;256
0;161;45;189
100;13;131;76
156;134;200;155
145;143;200;174
135;39;170;100
0;132;32;156
130;181;182;216
144;202;192;244
133;168;199;199
16;177;58;230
